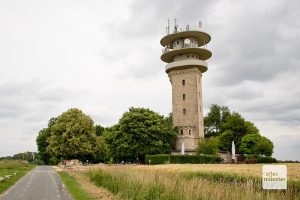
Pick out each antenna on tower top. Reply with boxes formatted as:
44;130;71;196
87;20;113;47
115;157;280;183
174;18;178;33
167;18;170;35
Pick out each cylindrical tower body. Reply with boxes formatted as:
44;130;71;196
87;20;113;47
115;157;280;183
160;23;211;152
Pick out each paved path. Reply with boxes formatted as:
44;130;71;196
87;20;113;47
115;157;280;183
0;166;72;200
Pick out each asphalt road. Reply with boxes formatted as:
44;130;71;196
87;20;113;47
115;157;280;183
0;166;73;200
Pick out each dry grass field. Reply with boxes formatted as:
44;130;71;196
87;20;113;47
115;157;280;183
66;163;300;200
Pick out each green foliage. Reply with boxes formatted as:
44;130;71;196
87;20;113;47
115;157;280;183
254;136;274;156
95;125;105;136
219;113;260;153
256;156;277;163
45;108;106;162
36;118;56;164
239;134;261;154
58;172;96;200
144;154;170;164
145;154;221;165
204;104;265;154
103;107;177;162
204;104;231;137
197;137;219;155
218;130;235;151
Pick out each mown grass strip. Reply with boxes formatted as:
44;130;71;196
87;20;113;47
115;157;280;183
58;171;96;200
0;162;35;194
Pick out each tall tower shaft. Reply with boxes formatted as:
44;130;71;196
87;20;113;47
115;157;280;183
160;21;212;152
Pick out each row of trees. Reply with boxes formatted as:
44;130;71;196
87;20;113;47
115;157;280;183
36;105;274;164
199;104;274;156
0;152;37;162
36;108;177;164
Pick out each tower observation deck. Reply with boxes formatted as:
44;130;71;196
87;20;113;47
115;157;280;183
160;20;212;152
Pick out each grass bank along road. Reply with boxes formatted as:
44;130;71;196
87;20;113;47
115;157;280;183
0;166;72;200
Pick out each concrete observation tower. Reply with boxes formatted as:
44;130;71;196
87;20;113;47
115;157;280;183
160;20;212;153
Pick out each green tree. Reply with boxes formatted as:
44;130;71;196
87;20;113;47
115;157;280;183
95;125;105;136
218;130;235;151
36;118;56;164
254;136;274;156
204;104;231;137
46;108;104;162
103;107;177;162
198;137;219;155
220;113;259;152
239;133;261;154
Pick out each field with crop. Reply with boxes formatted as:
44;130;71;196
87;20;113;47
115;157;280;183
0;160;35;193
70;163;300;200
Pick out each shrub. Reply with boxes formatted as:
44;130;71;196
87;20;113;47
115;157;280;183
197;137;219;155
145;154;221;165
256;156;277;163
145;154;170;165
170;155;199;164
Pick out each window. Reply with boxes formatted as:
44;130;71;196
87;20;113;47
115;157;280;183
180;129;183;135
187;55;189;58
183;108;186;115
183;94;186;100
189;130;191;135
177;40;179;45
182;80;185;85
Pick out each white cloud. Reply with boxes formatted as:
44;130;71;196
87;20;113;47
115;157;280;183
0;0;299;160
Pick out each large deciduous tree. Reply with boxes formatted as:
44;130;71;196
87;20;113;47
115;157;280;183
239;133;261;154
197;137;219;155
103;107;177;162
254;136;274;156
204;104;231;137
46;108;104;162
36;118;56;164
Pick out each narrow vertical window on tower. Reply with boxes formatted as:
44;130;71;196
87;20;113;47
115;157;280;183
183;94;186;100
180;129;183;135
182;80;185;85
183;108;186;115
189;130;191;135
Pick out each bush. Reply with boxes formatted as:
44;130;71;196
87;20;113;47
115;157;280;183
145;154;170;165
256;156;277;163
145;154;221;165
198;137;219;155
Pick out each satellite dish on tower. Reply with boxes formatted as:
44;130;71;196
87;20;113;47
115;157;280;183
184;39;191;45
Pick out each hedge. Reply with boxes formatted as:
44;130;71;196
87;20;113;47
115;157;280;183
145;154;221;165
256;156;277;163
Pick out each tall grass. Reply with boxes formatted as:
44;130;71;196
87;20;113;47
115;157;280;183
0;160;26;169
0;160;35;194
87;165;300;200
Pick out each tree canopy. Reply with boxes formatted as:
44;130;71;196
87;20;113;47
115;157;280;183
46;108;102;161
36;118;56;164
103;107;177;162
197;137;219;155
254;136;274;156
204;104;273;155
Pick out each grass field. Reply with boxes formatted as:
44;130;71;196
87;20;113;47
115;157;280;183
0;160;35;194
83;163;300;200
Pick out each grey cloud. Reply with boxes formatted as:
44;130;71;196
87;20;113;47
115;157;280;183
209;0;300;86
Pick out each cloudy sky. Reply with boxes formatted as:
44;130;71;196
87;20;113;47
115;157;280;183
0;0;299;161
